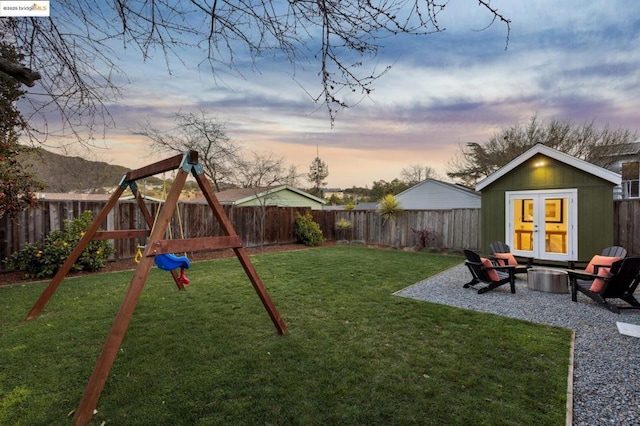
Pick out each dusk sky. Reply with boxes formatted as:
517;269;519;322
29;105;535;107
41;1;640;189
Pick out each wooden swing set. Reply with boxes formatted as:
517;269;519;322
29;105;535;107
24;151;288;426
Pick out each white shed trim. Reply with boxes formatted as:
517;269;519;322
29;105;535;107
475;143;621;191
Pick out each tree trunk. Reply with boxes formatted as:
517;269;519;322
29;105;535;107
0;57;41;86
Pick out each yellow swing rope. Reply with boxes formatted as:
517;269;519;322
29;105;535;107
162;171;188;257
173;170;187;255
135;174;168;264
135;171;187;263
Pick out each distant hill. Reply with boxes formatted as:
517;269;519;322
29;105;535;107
18;148;164;193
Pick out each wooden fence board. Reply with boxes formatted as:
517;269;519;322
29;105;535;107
2;199;638;272
615;199;640;256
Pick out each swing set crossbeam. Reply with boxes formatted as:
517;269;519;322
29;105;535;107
24;150;288;426
122;151;196;183
145;235;243;256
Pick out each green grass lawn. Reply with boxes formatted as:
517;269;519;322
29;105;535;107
0;246;572;425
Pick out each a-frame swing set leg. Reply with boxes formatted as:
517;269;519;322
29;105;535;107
25;185;127;320
193;171;288;332
73;165;188;425
23;151;287;426
130;175;187;290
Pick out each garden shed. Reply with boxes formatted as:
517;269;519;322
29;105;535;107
475;143;621;262
395;178;480;210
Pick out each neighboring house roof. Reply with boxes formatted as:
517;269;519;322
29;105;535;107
476;143;622;191
214;187;268;204
604;141;640;174
605;141;640;157
35;193;166;203
186;185;326;208
120;195;167;203
36;192;112;201
394;178;481;210
353;202;378;210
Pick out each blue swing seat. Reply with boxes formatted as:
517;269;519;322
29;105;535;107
154;253;191;271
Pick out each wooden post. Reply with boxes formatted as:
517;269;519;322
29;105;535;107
131;183;186;290
25;151;288;425
194;172;288;335
25;186;126;320
73;170;187;425
72;254;155;425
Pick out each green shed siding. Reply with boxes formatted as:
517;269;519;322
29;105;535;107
481;154;615;259
480;191;507;254
576;185;614;256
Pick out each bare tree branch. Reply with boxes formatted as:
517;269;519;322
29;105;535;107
135;110;240;191
235;150;288;188
0;56;41;86
400;164;438;184
476;0;511;49
1;1;511;140
446;114;638;186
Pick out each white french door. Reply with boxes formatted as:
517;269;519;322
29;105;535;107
505;190;577;261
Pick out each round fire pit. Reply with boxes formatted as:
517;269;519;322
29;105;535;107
527;268;569;294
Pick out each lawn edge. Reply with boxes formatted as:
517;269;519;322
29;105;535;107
566;329;575;426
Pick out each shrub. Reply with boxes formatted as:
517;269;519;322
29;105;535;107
4;242;42;277
335;218;353;231
335;218;353;240
294;212;324;246
412;228;436;249
377;194;403;223
4;211;114;279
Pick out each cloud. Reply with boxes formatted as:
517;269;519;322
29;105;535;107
31;1;640;189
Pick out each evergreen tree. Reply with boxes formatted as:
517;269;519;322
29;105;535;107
0;42;43;219
307;156;329;197
370;179;411;201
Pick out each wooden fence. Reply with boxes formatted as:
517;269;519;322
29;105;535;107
614;199;640;257
0;200;479;271
2;198;639;272
0;201;312;269
331;209;480;250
